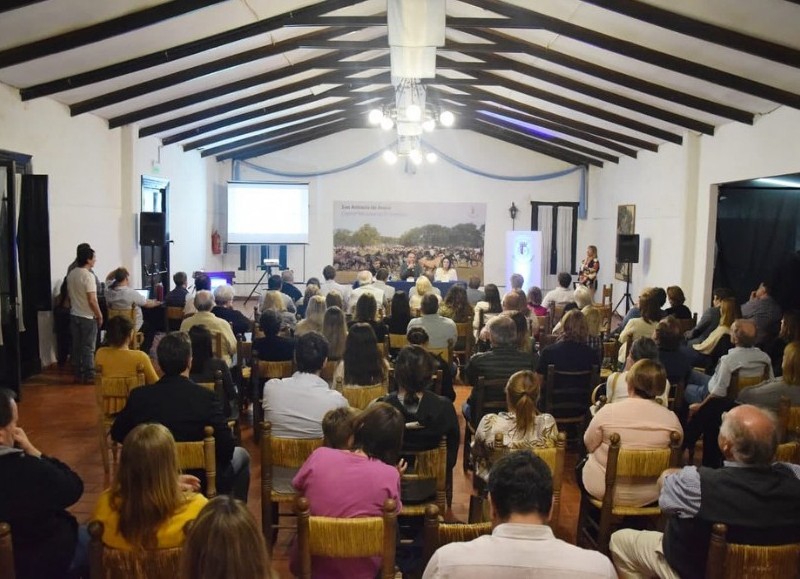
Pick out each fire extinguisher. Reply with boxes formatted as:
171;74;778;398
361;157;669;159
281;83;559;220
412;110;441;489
211;229;222;255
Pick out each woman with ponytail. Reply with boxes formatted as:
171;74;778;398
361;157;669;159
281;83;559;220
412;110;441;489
470;370;559;481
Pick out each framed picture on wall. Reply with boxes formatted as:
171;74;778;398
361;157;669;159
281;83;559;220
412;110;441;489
615;204;636;282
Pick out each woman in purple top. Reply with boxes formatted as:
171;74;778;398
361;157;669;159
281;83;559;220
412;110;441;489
291;403;404;578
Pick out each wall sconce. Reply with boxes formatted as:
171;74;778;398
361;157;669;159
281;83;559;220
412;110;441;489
509;202;518;230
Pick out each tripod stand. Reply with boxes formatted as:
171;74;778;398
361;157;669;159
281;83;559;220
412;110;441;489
244;265;278;307
613;275;634;315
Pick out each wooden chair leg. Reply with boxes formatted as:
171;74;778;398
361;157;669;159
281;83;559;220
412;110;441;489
97;422;110;475
468;494;483;524
462;427;473;474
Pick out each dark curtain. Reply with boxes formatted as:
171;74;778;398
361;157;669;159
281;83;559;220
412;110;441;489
713;187;800;306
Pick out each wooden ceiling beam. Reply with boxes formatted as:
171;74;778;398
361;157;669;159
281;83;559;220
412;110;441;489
19;0;363;99
68;26;359;115
458;0;800;109
0;0;229;69
160;85;391;144
581;0;800;69
0;1;48;14
458;27;753;124
201;113;357;157
474;52;714;135
286;15;534;29
218;119;357;161
465;121;602;168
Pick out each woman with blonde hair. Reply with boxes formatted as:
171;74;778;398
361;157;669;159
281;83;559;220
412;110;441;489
409;275;439;312
181;495;275;579
91;423;207;550
295;295;326;337
261;290;296;334
691;297;738;364
322;306;347;361
471;370;558;481
738;340;800;411
618;289;660;363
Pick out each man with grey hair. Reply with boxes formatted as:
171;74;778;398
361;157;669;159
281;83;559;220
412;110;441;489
280;269;303;304
611;405;800;579
349;270;386;315
211;284;251;336
462;316;534;421
179;290;237;365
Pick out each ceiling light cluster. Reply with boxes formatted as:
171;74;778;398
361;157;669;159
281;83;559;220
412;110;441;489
368;78;454;166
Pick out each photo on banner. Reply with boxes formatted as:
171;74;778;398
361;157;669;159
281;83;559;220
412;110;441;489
333;201;486;282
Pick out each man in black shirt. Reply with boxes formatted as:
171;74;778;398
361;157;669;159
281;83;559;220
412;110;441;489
165;271;189;307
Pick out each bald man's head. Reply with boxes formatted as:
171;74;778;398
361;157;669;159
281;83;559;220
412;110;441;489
731;319;757;348
718;405;777;465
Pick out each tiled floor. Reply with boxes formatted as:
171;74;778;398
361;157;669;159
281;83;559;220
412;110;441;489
16;367;585;577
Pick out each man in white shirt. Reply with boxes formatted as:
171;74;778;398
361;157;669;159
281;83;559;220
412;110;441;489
542;272;575;309
318;265;352;310
66;245;103;383
179;290;237;366
262;332;347;438
423;450;616;578
349;270;386;315
407;294;457;349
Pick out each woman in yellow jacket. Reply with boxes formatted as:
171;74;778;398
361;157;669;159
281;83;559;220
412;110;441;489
94;316;158;384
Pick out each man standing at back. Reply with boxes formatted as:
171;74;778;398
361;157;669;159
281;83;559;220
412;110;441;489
66;244;102;384
111;332;250;501
424;450;616;578
611;405;800;579
263;332;347;438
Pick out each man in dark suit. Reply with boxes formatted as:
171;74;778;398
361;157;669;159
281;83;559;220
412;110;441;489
111;332;250;501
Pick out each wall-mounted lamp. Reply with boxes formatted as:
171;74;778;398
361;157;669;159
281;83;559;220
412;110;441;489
509;202;519;230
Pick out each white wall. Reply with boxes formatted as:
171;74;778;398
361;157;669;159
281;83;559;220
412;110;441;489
211;128;583;295
582;105;800;314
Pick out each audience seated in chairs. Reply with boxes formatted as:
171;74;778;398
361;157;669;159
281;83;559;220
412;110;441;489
471;370;558;482
260;289;297;335
738;340;800;411
601;338;669;408
253;310;295;362
687;296;738;370
685;287;733;346
472;283;502;340
95;316;159;384
618;288;661;364
180;290;237;366
321;305;347;361
211;284;251;336
188;325;239;419
463;316;534;423
92;423;207;551
262;331;347;439
105;266;162;353
406;327;455;401
111;332;250;501
581;360;683;507
617;287;668;339
349;293;388;342
380;345;459;507
181;495;276;579
349;270;387;317
610;405;800;579
527;286;548;318
654;316;692;387
334;322;390;389
663;285;692;320
386;291;412;337
536;310;598;402
290;403;403;578
295;294;326;337
322;407;359;450
164;271;189;308
0;388;85;579
408;294;457;350
423;450;616;578
542;272;575;310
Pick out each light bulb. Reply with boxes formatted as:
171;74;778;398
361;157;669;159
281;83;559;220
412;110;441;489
440;110;455;127
368;109;383;125
425;151;438;163
383;150;398;164
380;116;394;131
422;118;436;132
406;104;422;122
409;149;423;165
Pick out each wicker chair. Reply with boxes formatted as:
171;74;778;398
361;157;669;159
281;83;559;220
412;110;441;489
252;358;294;441
106;304;144;349
334;377;387;410
295;496;397;579
400;436;447;517
776;441;800;464
423;504;492;569
175;426;217;498
543;364;599;445
453;322;474;366
260;421;323;551
468;432;567;526
388;333;409;351
777;395;800;443
319;359;338;384
705;522;800;579
577;431;682;555
87;520;189;579
0;523;14;579
677;314;697;335
163;306;184;332
462;377;508;474
95;363;146;475
727;364;771;400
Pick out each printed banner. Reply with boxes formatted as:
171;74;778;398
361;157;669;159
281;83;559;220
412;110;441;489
333;201;486;282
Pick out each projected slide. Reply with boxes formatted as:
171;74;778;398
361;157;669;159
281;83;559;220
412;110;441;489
227;181;309;244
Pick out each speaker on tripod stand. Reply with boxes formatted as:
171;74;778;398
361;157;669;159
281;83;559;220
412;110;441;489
615;234;639;314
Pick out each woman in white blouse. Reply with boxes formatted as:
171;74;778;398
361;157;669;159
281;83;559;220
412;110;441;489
434;256;458;282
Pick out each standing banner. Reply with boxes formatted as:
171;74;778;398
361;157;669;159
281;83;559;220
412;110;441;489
506;231;542;292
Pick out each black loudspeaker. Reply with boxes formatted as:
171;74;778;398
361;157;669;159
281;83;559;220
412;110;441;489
140;212;166;246
616;233;640;264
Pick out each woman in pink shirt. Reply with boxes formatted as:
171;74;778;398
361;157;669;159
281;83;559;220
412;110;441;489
582;359;683;507
291;403;404;578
